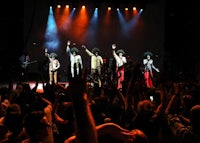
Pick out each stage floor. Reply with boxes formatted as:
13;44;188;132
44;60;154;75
0;81;69;93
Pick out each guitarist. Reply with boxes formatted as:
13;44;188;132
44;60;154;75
45;48;60;85
19;52;30;69
19;52;31;81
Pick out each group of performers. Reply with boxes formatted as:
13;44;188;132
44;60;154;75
19;41;160;89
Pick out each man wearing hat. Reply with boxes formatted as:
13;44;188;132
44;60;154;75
66;40;83;78
112;44;127;90
45;48;60;84
83;45;103;87
143;51;159;88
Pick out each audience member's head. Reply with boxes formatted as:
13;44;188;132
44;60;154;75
125;129;149;143
4;104;22;131
23;111;50;142
137;100;155;118
0;99;10;116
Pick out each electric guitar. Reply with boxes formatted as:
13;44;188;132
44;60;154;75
21;60;37;69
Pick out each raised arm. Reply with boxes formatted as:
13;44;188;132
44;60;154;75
45;48;50;59
112;44;118;59
66;40;71;55
67;69;98;143
83;45;94;56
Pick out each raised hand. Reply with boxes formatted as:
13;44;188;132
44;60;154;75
45;48;48;53
67;40;71;46
112;44;116;50
82;45;86;50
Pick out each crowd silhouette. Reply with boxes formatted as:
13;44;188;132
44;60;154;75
0;57;200;143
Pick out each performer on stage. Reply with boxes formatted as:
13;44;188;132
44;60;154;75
82;45;103;87
19;52;30;70
66;40;83;78
143;51;159;88
19;52;31;81
45;48;60;85
112;44;127;90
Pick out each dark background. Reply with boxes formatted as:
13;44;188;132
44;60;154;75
0;0;200;82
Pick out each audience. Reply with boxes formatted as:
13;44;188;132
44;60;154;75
165;83;200;143
0;57;200;143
